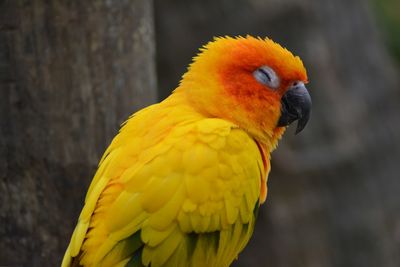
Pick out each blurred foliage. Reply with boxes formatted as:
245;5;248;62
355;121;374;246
372;0;400;65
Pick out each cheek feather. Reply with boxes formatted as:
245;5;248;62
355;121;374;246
219;66;278;103
219;69;259;106
218;66;282;123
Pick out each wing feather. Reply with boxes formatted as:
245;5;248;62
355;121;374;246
63;116;267;267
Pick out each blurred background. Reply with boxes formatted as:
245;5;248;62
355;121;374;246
1;0;400;266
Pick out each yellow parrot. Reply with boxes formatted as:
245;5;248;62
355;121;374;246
62;36;311;267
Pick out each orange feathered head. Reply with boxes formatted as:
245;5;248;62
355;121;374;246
180;36;311;145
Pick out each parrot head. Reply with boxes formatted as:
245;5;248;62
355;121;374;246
180;36;311;146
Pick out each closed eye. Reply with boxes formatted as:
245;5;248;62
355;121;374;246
253;66;280;89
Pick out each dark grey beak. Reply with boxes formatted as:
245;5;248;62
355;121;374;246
277;81;312;134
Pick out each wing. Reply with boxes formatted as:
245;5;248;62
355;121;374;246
62;117;267;267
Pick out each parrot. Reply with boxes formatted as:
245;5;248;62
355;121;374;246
62;35;311;267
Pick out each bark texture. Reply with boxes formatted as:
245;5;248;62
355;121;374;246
0;0;156;266
154;0;400;266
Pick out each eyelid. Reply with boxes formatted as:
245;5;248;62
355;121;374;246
253;66;280;89
259;68;272;81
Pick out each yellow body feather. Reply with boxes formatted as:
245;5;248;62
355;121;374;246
62;36;308;267
62;90;267;267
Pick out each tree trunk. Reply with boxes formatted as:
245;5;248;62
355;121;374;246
154;0;400;266
0;0;156;266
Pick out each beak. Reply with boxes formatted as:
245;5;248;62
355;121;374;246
277;81;312;134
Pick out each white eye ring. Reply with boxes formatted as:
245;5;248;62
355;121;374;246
253;66;280;89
